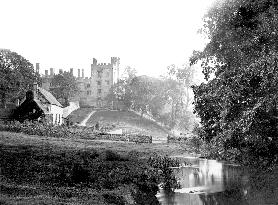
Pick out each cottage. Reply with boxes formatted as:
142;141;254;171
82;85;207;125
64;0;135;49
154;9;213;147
37;87;64;125
13;84;64;125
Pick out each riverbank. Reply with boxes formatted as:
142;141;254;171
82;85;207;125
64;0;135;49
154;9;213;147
0;131;191;204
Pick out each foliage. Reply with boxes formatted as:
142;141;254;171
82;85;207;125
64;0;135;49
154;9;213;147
130;75;164;116
191;0;278;163
0;120;73;138
147;154;180;190
161;64;197;130
0;49;40;108
0;143;180;204
50;71;79;106
106;65;197;131
106;66;136;109
0;120;154;143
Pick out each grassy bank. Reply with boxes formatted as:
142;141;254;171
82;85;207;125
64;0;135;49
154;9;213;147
0;131;188;204
0;144;158;204
67;108;94;125
69;109;170;141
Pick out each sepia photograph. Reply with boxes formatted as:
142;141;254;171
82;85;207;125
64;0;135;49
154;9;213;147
0;0;278;204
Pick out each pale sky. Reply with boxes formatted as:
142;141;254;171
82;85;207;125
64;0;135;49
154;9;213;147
1;0;214;78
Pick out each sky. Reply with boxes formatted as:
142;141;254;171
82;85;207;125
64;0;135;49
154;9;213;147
1;0;215;79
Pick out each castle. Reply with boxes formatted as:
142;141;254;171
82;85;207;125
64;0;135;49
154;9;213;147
41;57;120;108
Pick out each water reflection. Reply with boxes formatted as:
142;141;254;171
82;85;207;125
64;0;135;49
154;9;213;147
157;157;278;205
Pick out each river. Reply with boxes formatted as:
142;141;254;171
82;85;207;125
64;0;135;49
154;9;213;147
156;157;278;205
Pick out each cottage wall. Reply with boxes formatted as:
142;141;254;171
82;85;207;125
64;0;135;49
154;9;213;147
50;104;63;125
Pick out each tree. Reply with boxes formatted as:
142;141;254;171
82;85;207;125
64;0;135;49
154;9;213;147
129;75;163;116
161;64;196;130
50;71;79;106
106;66;137;109
191;0;278;162
106;65;196;131
0;49;39;108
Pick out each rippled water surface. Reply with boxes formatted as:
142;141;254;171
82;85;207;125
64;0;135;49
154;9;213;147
156;157;278;205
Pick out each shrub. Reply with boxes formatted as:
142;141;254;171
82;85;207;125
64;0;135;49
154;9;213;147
147;154;180;190
0;144;184;204
102;193;126;205
101;150;127;161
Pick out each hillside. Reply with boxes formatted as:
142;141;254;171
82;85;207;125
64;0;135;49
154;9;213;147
68;109;170;142
67;107;94;124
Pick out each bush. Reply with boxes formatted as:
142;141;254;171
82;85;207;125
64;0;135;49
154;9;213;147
147;154;180;190
0;143;183;204
0;120;72;139
0;121;153;143
101;150;127;161
102;193;126;205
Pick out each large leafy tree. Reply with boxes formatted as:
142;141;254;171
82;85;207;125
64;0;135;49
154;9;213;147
106;66;137;109
107;65;196;130
162;64;196;130
50;71;79;106
0;49;39;108
191;0;278;162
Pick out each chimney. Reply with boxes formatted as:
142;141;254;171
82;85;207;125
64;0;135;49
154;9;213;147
70;68;73;75
33;82;38;99
59;69;63;74
45;70;48;76
78;69;80;78
82;69;84;78
35;63;40;73
50;68;54;76
93;58;97;65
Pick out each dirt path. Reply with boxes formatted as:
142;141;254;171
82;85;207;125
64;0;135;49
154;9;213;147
78;110;95;126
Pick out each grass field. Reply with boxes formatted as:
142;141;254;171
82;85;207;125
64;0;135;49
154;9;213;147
0;131;187;157
0;130;190;205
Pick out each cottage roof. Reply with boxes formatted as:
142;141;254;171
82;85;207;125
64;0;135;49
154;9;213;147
38;87;63;107
34;99;48;112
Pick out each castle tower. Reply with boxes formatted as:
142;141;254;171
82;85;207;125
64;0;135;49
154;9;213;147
50;68;54;76
35;63;40;73
91;58;98;77
111;57;120;84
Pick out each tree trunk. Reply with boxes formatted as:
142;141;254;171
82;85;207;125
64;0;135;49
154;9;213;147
185;87;190;111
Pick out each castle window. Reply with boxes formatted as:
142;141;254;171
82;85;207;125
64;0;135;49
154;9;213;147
87;91;91;95
105;80;110;85
97;81;101;86
87;83;90;88
98;89;101;94
97;71;102;78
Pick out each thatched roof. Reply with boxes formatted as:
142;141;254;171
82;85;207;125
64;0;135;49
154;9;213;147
38;87;62;107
